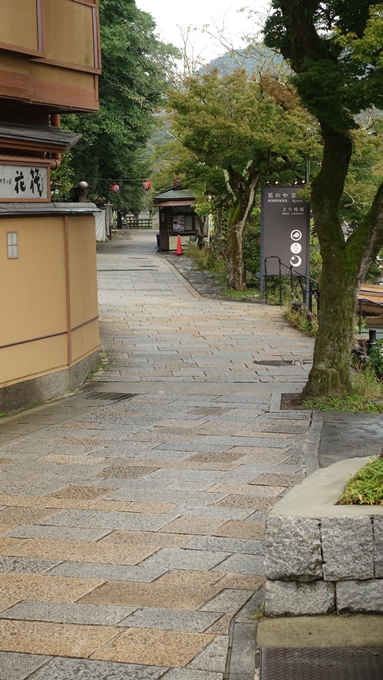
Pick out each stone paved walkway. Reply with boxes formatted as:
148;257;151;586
0;231;314;680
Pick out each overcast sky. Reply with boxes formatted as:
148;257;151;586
135;1;271;63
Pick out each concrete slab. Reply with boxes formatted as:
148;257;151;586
257;615;383;648
270;457;383;518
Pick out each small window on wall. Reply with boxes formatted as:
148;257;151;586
7;232;18;259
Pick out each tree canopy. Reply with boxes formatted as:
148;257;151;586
55;0;177;211
166;68;320;288
264;0;383;397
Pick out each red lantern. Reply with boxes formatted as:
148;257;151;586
174;178;182;188
110;183;120;194
142;181;151;191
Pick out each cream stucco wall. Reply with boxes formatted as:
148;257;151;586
0;213;99;391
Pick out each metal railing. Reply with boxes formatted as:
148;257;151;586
357;298;383;334
124;218;153;229
264;256;319;310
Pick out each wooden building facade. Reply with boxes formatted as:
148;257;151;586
0;0;101;412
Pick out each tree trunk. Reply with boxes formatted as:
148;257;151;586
304;258;358;396
211;200;223;256
226;172;259;290
305;124;383;396
226;217;246;290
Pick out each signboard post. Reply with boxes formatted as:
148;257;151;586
260;184;310;300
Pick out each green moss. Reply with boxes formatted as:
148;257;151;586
339;457;383;505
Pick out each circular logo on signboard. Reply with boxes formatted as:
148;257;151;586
290;255;302;267
291;230;302;241
290;242;302;254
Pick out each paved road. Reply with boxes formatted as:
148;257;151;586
0;231;314;680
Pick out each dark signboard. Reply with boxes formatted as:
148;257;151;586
260;185;310;279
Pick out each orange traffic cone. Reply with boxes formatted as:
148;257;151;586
175;234;183;256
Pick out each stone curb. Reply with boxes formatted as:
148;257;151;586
270;457;383;518
227;587;264;680
303;410;323;475
156;254;202;299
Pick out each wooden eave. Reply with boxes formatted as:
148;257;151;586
0;123;81;154
155;200;196;208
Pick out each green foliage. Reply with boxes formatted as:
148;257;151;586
252;603;266;620
243;209;261;279
61;0;177;210
339;456;383;505
264;1;383;398
184;243;225;274
304;369;383;413
167;70;318;185
285;305;318;337
50;151;76;201
367;340;383;380
264;1;383;132
165;69;321;288
341;124;383;233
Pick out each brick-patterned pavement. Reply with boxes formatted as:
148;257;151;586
0;231;314;680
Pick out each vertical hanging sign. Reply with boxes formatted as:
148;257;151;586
260;185;310;281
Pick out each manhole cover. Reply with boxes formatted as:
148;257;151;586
260;648;383;680
80;392;137;403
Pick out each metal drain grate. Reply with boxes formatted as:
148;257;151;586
253;360;311;366
81;392;137;403
260;647;383;680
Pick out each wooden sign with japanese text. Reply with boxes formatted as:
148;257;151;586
0;163;49;202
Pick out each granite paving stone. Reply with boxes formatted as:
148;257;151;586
161;671;223;680
0;508;57;524
79;570;225;611
213;554;265;576
187;635;229;673
0;556;62;574
0;651;50;680
140;548;230;571
250;472;304;486
161;517;225;535
6;526;112;542
207;484;284;497
213;520;265;540
0;601;136;625
92;627;214;667
0;524;18;535
0;538;159;565
99;530;191;549
0;233;315;677
205;613;232;635
0;599;19;613
183;536;265;555
47;486;115;500
174;506;252;521
47;562;167;582
38;509;170;531
215;495;278;511
0;574;104;602
0;620;120;657
29;658;167;680
199;589;253;613
118;607;221;632
105;489;227;506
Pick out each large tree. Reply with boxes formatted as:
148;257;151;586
57;0;177;210
264;1;383;397
167;69;318;289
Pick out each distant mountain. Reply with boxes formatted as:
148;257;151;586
202;45;288;77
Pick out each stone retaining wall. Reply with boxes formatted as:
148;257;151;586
265;515;383;616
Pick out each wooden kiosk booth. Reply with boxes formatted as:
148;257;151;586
0;0;101;412
154;186;198;251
